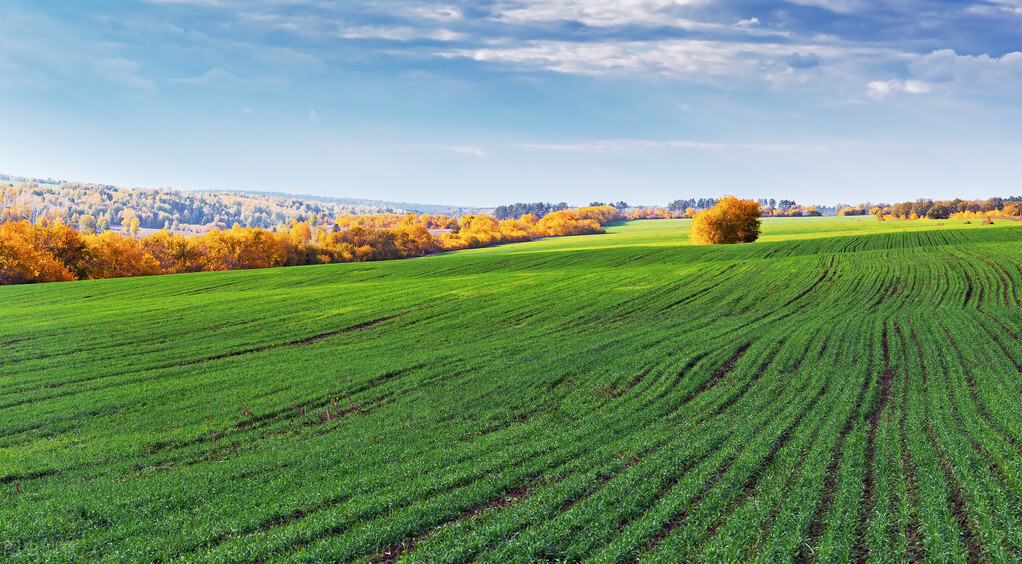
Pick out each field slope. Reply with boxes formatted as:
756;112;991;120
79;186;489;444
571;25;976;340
3;217;1022;562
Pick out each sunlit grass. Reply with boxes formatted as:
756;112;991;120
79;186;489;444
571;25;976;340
3;217;1022;561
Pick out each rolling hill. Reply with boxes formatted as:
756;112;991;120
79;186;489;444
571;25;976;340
3;217;1022;562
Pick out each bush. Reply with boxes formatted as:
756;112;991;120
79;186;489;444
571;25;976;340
689;196;762;245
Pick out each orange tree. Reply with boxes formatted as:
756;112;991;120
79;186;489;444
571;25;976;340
689;195;762;245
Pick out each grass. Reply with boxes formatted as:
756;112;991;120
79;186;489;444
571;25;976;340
3;216;1022;562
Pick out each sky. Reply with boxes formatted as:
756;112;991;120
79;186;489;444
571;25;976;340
1;1;1021;207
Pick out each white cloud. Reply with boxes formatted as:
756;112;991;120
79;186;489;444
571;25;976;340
908;49;1022;89
236;11;340;40
442;39;896;86
901;80;931;94
782;0;871;14
972;0;1022;15
411;5;464;20
447;40;751;81
494;0;714;29
866;78;931;100
340;26;465;41
734;17;759;28
863;49;1022;100
309;109;322;122
850;47;1022;102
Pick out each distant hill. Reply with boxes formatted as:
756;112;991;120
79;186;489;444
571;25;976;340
207;189;492;216
0;173;489;230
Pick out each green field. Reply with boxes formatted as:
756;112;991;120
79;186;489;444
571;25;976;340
3;216;1022;562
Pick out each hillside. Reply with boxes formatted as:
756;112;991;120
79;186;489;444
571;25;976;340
0;173;487;232
211;189;489;217
3;217;1022;561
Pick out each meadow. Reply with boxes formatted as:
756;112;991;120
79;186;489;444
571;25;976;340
3;216;1022;562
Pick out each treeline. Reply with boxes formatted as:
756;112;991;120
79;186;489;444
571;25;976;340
493;202;570;220
0;180;403;233
497;198;829;222
667;198;720;211
663;198;834;215
621;203;822;220
0;206;620;285
837;197;1022;220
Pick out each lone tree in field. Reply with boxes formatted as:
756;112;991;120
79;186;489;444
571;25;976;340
689;195;762;245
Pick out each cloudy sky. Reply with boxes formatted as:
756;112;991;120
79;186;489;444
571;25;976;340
1;1;1021;206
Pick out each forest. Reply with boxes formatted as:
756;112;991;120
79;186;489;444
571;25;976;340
0;176;463;232
837;197;1022;219
0;206;619;285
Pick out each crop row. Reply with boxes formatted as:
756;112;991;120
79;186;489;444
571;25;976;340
3;219;1022;561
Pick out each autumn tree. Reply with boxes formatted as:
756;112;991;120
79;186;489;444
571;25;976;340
453;214;502;247
926;202;951;220
127;217;141;238
140;230;203;273
290;220;312;246
536;210;602;237
497;218;534;242
0;222;75;284
31;221;92;279
689;196;762;245
78;215;97;235
392;224;437;256
85;232;162;278
2;205;625;285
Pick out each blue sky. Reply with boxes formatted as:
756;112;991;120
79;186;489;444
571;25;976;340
1;0;1021;207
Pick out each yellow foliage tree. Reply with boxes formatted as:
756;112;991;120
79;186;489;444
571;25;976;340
689;196;762;245
290;221;312;246
0;221;75;284
140;230;203;273
2;205;625;286
85;232;162;278
497;218;534;242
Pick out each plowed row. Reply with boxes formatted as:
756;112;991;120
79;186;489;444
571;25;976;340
3;217;1022;562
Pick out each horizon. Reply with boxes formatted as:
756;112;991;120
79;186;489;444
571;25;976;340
4;170;1021;211
2;1;1021;206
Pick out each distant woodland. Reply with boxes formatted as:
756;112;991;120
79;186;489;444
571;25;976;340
834;197;1022;219
0;174;482;233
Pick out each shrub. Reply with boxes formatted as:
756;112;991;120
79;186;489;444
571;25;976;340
689;196;762;245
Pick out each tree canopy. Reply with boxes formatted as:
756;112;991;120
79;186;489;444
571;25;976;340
689;196;762;245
